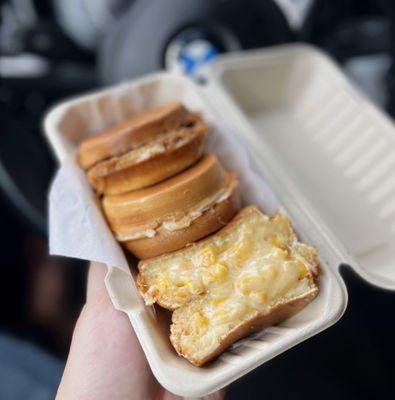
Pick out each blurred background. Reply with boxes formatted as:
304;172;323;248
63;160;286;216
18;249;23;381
0;0;394;398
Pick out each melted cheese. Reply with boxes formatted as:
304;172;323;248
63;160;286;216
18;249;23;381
138;207;319;364
140;212;317;310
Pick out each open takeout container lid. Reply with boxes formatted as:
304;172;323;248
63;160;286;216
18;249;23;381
44;43;395;397
204;43;395;291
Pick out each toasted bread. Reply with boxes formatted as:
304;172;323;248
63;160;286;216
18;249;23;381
137;206;319;365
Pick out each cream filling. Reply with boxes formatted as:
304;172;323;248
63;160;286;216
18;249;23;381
132;143;166;164
115;181;236;242
160;185;234;232
91;130;194;177
116;228;157;241
124;134;192;166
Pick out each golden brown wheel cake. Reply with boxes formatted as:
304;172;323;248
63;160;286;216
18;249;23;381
78;101;206;195
137;206;319;366
102;154;241;259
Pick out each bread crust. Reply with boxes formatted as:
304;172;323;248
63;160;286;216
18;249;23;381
86;122;206;195
170;287;319;366
125;189;241;259
78;101;196;169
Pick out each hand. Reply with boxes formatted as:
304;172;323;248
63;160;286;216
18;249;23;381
56;262;226;400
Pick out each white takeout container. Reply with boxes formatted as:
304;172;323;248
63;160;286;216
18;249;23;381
44;44;395;397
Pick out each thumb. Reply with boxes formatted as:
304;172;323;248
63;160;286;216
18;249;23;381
86;262;109;305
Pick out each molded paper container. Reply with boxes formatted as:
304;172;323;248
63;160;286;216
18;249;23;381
44;44;395;397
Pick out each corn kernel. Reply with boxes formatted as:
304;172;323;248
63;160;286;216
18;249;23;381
238;286;250;296
202;262;228;286
211;298;225;306
195;246;217;267
235;244;250;266
212;262;228;279
272;235;287;250
155;276;169;292
298;262;309;279
174;287;191;301
236;275;257;294
194;313;208;329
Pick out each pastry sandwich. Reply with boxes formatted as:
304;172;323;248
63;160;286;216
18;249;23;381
137;206;319;366
78;101;206;195
102;155;240;259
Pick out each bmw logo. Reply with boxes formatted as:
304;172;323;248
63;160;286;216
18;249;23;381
165;27;221;80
